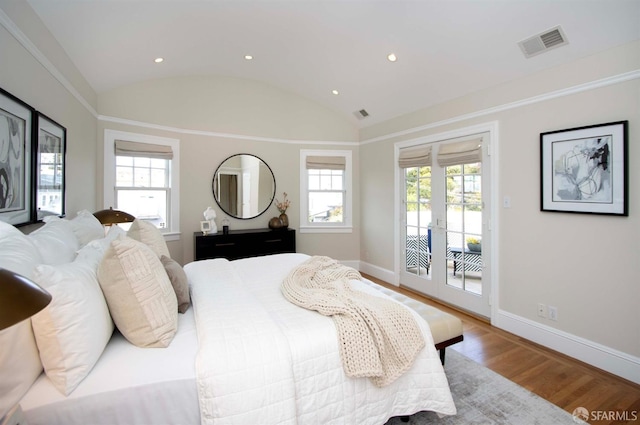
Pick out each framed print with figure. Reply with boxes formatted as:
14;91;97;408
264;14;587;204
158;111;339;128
0;87;34;226
540;121;628;216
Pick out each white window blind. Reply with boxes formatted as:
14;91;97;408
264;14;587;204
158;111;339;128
437;138;483;167
398;145;432;168
306;155;346;170
115;140;173;160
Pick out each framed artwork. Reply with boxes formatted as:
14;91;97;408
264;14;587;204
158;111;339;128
0;88;34;226
540;121;628;216
34;112;66;221
200;220;212;234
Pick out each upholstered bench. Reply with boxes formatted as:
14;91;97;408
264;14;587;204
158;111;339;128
364;281;464;364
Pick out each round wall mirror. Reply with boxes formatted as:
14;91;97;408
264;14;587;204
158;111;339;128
212;154;276;220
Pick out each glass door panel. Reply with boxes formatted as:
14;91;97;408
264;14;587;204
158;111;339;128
444;162;483;294
404;167;432;277
399;133;490;318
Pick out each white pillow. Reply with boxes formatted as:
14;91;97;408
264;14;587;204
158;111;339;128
0;231;43;279
127;219;170;258
0;220;23;238
0;225;44;417
68;210;105;247
97;237;177;348
31;260;114;395
28;219;79;265
75;224;127;268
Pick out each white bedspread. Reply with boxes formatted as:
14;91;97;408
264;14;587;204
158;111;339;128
185;253;455;425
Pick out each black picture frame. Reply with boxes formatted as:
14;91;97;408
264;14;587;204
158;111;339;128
540;121;628;216
0;87;34;226
33;112;66;221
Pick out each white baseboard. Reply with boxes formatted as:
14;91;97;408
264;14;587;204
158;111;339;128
358;261;398;286
355;261;640;385
494;309;640;385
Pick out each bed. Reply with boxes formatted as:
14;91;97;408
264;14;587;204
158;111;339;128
0;213;456;425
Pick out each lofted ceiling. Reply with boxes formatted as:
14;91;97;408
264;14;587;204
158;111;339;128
26;0;640;128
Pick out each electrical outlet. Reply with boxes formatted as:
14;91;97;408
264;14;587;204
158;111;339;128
537;303;547;318
548;306;558;321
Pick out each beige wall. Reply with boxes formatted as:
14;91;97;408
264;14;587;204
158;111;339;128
97;76;360;264
0;1;98;220
359;41;640;363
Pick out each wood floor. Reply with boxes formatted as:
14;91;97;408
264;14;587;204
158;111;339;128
363;274;640;425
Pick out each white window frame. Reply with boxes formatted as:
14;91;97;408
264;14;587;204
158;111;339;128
299;149;352;234
104;129;180;241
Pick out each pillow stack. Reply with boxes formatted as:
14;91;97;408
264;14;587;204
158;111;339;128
127;219;191;314
28;211;113;395
0;213;193;409
96;218;191;348
97;235;178;348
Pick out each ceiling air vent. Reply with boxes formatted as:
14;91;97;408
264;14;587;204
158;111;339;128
354;109;369;120
518;26;568;58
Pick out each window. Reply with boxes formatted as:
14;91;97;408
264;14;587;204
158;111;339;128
299;150;352;233
104;130;180;240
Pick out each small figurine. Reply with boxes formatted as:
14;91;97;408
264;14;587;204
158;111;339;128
203;207;218;234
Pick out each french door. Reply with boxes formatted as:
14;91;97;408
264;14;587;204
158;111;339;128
399;133;491;318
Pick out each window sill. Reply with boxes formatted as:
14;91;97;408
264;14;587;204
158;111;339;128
162;231;181;242
299;226;353;234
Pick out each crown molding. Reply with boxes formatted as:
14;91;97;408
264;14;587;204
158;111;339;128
0;7;98;118
98;114;359;146
360;69;640;145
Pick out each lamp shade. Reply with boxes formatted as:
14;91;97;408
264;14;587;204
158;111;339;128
0;268;52;331
93;207;135;225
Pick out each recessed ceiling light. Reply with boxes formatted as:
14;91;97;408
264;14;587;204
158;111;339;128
387;53;397;62
154;57;164;63
332;89;339;95
244;55;253;60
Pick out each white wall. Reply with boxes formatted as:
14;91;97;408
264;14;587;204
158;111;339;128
359;40;640;383
0;0;98;221
96;75;360;264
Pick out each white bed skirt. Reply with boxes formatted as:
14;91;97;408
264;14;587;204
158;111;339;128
21;309;200;425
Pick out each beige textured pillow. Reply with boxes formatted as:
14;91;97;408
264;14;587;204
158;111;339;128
127;219;170;258
160;255;191;313
97;237;178;348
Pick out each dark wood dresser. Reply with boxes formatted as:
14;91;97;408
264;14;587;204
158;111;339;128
194;228;296;261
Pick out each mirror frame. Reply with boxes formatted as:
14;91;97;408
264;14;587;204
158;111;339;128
211;153;276;220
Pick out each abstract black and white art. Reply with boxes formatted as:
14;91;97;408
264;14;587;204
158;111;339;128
541;121;628;216
0;88;33;225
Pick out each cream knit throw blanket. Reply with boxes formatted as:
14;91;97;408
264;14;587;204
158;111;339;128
281;256;425;387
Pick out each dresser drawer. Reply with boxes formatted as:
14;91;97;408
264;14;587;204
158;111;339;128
194;228;295;261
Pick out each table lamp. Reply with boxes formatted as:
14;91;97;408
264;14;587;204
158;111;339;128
0;268;52;331
93;207;135;226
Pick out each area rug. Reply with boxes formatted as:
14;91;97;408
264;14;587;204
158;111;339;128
385;349;577;424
